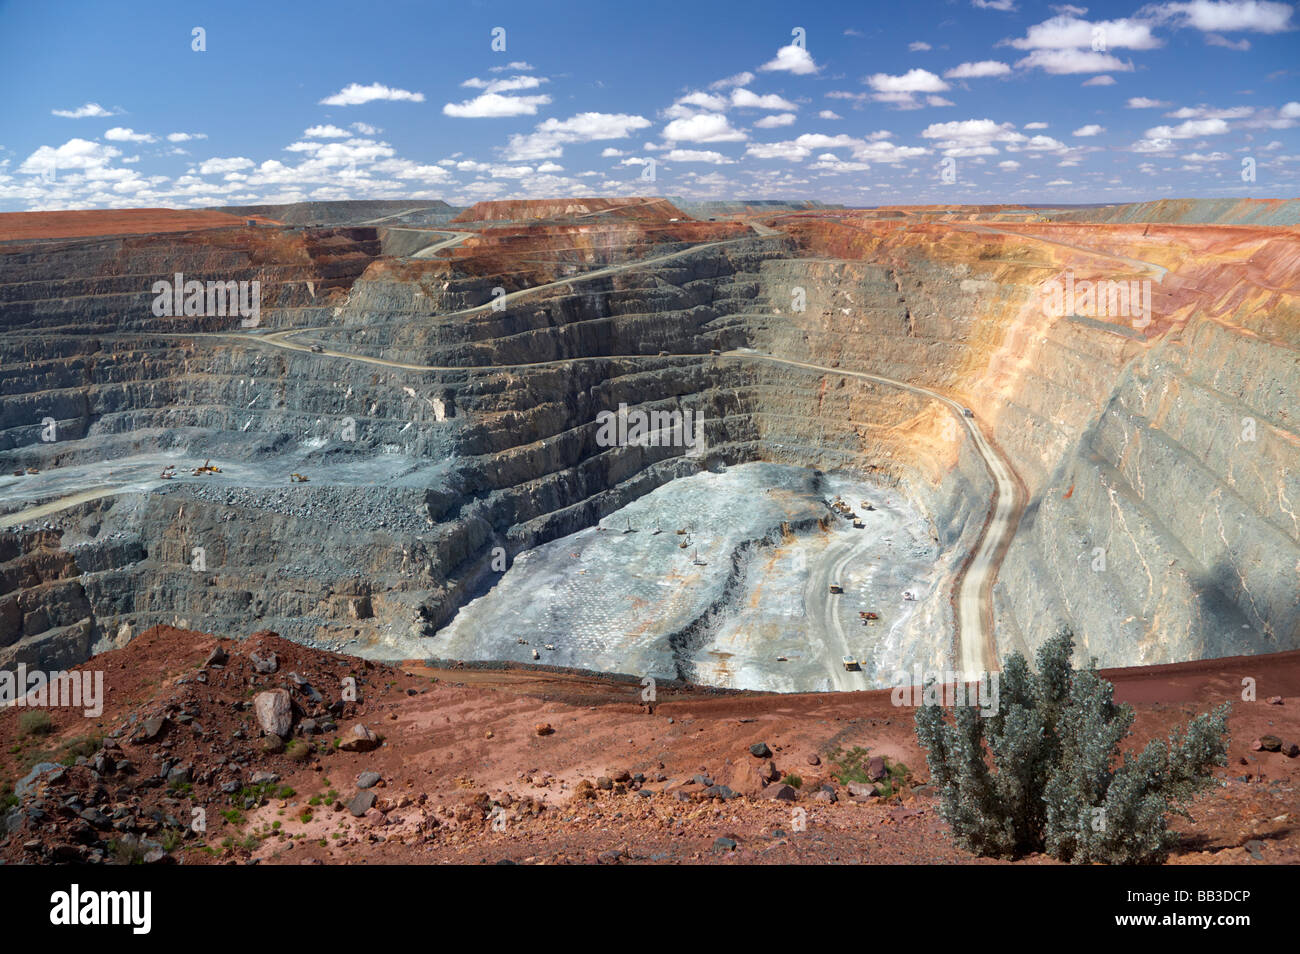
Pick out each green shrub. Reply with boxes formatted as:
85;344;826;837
18;711;54;738
915;627;1229;864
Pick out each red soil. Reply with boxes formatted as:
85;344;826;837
2;626;1295;865
0;208;281;242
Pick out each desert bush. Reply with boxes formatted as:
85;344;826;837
915;627;1229;864
18;710;54;737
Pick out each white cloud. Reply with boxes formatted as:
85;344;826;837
166;132;207;142
1126;96;1170;107
1016;49;1134;74
868;68;950;92
51;103;121;119
1145;117;1231;137
676;91;730;112
504;112;652;160
1007;14;1163;50
489;61;535;72
103;127;156;143
601;147;625;157
443;92;551;117
318;82;425;106
731;89;798;110
350;122;380;135
760;44;819;75
19;139;121;173
663;149;735;163
754;113;798;128
945;60;1012;78
819;110;843;120
910;41;933;51
974;0;1018;9
1182;150;1231;160
1024;121;1049;129
1205;32;1251;49
199;157;255;175
710;71;755;89
746;132;927;164
462;75;547;93
304;125;350;138
663;113;747;142
1073;124;1106;136
921;118;1026;156
999;159;1021;169
1083;75;1117;85
1138;1;1294;33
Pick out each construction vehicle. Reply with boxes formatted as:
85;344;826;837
962;407;974;418
309;344;324;353
861;611;880;621
829;583;843;594
160;465;176;480
25;466;39;475
776;655;788;662
709;348;721;356
290;473;309;482
675;528;687;535
853;520;864;529
842;655;859;672
532;649;540;660
544;643;555;651
516;638;528;645
192;459;222;476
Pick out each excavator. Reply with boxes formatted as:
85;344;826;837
290;473;309;483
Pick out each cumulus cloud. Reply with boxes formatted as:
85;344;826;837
166;132;208;142
199;157;256;175
662;149;735;163
1137;0;1294;33
663;113;747;142
731;89;798;110
319;82;425;106
710;71;755;89
1126;96;1170;107
103;128;156;143
754;113;798;128
1006;14;1163;50
819;109;843;120
51;103;122;119
443;92;551;117
19;138;121;173
1073;124;1106;136
760;44;819;75
945;60;1012;78
1016;49;1134;73
304;125;350;138
1145;117;1231;137
1083;75;1117;85
921;118;1027;156
504;112;652;160
909;41;933;51
747;132;926;164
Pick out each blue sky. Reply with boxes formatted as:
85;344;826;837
1;0;1297;210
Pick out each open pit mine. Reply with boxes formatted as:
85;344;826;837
1;197;1297;694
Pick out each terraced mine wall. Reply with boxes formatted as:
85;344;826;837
1;212;1295;676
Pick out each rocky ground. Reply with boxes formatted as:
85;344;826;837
2;625;1297;865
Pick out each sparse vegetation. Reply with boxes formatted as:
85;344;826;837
915;627;1230;865
18;710;54;738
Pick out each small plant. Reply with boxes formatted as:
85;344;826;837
781;773;803;789
18;711;54;738
298;807;313;823
915;627;1229;865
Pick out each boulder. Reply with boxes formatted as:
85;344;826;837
347;790;376;817
338;723;382;752
1253;735;1283;752
749;742;772;759
847;781;880;798
867;756;887;782
356;771;382;789
728;759;768;796
763;784;798;802
253;689;294;738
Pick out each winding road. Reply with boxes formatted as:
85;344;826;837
7;224;1031;674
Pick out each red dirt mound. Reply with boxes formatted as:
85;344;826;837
0;208;280;242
